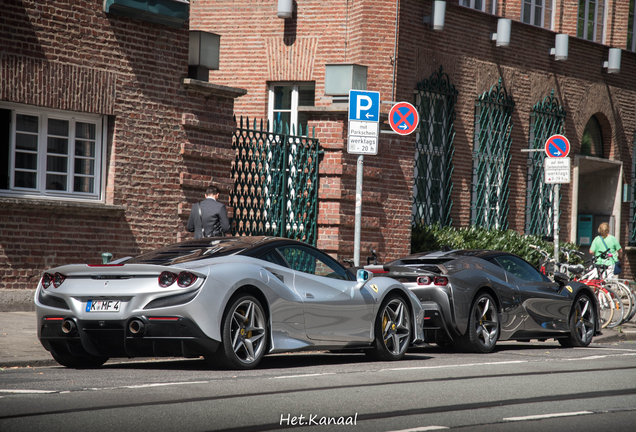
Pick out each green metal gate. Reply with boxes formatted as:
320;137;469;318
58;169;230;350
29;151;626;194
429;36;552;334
413;66;457;228
230;117;321;245
525;90;566;237
470;78;515;229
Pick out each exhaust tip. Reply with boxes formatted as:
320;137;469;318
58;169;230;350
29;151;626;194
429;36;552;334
61;319;76;335
129;319;145;335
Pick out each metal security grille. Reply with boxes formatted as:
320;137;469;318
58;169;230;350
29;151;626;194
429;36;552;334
630;132;636;245
230;117;321;245
470;78;515;229
525;90;566;236
413;66;457;228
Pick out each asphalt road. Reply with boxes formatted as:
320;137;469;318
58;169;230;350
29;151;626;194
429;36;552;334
1;341;636;432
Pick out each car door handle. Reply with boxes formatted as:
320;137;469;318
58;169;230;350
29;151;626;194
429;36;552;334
305;293;315;299
270;272;284;283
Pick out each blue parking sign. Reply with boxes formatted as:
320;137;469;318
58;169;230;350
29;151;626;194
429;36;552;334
349;90;380;122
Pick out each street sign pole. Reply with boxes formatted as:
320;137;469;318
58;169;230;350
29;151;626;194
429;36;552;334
554;185;559;265
348;90;380;267
544;134;571;266
354;155;363;267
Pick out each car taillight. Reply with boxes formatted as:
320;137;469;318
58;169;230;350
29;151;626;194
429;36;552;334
417;276;431;285
433;276;448;286
177;271;197;288
42;273;53;289
159;271;177;287
43;272;66;288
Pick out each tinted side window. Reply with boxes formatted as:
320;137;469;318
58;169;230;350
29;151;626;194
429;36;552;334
494;256;544;282
277;246;349;280
259;249;289;267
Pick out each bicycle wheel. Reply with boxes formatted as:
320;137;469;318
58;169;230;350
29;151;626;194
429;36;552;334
614;281;634;325
605;286;624;329
597;289;613;329
607;280;634;324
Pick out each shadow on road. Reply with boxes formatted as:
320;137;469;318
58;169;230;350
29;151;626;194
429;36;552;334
99;350;435;371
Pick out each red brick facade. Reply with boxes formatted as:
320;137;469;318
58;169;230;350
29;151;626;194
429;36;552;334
0;1;244;290
2;0;636;293
192;0;636;272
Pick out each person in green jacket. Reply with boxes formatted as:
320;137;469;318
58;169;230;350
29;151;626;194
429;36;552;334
589;222;622;279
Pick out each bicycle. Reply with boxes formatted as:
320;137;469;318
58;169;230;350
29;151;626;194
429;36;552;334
530;245;618;329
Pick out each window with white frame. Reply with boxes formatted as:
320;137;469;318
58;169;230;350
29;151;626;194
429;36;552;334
577;0;606;43
0;104;104;200
459;0;486;12
522;0;554;30
628;0;635;52
268;83;315;135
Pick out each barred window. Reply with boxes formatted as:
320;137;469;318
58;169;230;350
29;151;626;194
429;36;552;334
470;78;514;230
524;91;566;237
0;104;104;201
577;0;606;43
413;67;457;228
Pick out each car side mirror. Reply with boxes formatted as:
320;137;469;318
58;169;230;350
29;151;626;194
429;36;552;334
356;269;373;284
553;271;569;286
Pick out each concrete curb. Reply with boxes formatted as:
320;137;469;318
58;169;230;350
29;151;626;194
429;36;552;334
0;289;36;312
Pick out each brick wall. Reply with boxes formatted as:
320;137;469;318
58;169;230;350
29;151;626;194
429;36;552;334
192;0;636;278
0;1;242;290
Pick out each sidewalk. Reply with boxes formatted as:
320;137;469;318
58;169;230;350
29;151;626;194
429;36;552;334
1;311;635;369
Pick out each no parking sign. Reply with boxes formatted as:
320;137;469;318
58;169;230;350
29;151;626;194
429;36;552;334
544;134;570;158
389;102;419;135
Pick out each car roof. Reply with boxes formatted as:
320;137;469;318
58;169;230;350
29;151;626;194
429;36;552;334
387;249;516;265
125;236;307;266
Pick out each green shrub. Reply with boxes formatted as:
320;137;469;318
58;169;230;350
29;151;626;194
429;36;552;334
411;225;580;267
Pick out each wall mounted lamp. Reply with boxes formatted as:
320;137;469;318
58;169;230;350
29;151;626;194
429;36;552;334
550;34;569;60
278;0;293;19
603;48;622;74
423;0;446;31
188;31;220;82
491;18;511;47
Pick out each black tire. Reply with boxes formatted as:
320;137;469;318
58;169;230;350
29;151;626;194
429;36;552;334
51;353;109;369
454;293;499;353
559;293;596;348
208;295;268;370
366;294;412;361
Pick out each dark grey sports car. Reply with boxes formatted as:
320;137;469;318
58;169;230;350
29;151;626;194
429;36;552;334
366;249;600;353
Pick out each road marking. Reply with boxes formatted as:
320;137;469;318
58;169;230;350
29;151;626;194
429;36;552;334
0;389;57;394
579;347;636;351
385;427;448;432
122;381;208;389
563;353;636;361
383;360;528;372
503;411;592;421
273;373;336;379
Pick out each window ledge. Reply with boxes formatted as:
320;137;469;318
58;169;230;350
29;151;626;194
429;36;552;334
624;246;636;253
0;197;126;215
181;78;247;99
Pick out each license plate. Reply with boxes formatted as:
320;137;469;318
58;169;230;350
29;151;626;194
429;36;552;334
86;300;121;312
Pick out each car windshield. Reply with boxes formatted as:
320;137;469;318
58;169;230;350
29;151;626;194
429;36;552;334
125;238;256;266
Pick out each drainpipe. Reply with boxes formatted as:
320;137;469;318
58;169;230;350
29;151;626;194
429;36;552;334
391;0;399;102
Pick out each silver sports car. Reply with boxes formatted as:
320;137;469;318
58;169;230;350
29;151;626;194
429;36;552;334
35;236;425;369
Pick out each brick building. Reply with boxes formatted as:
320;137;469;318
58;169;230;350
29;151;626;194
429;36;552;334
0;0;245;297
1;0;635;300
192;0;636;274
